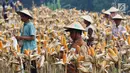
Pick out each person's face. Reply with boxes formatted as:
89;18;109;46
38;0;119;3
69;30;76;41
84;20;90;27
104;14;109;18
19;14;29;22
114;19;121;25
110;12;117;17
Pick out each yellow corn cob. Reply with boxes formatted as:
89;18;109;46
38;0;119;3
83;32;87;36
0;41;3;50
126;25;130;32
61;35;66;45
37;46;41;54
56;45;60;52
112;35;117;41
4;35;6;41
63;36;67;46
51;48;55;53
127;35;130;45
77;55;85;62
76;45;80;54
47;48;51;54
108;48;117;56
63;52;67;64
43;40;47;48
37;35;40;42
64;44;68;53
96;43;101;49
0;31;2;36
88;48;91;55
113;47;118;55
90;46;95;56
24;49;30;56
17;45;20;53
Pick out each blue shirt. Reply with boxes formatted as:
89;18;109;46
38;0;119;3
21;22;37;53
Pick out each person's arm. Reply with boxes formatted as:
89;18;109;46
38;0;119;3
15;35;34;40
88;28;93;38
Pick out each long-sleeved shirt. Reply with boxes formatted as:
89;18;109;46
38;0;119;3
112;24;127;37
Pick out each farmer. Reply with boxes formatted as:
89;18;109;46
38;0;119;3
2;0;15;20
112;14;127;37
108;7;119;18
81;15;96;46
64;22;89;73
15;9;37;73
102;10;111;20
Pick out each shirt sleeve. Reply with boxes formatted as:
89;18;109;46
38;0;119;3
29;23;36;36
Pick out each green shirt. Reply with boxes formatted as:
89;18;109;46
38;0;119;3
21;22;37;53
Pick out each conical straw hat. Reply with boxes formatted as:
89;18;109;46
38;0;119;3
17;9;33;19
81;15;93;23
108;7;119;12
112;14;124;20
64;22;85;31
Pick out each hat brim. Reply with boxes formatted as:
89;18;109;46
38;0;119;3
17;11;33;19
64;27;85;32
112;18;124;20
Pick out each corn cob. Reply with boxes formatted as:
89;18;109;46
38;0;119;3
101;41;106;52
113;47;118;55
108;48;117;56
125;25;130;32
47;48;51;54
56;45;60;52
24;49;30;56
77;55;85;62
37;46;41;54
0;41;3;50
17;45;20;53
61;35;64;45
96;43;101;49
90;46;95;56
127;35;130;45
43;40;47;48
64;44;68;53
51;48;55;53
63;51;67;64
83;32;87;36
88;48;91;55
76;45;80;54
63;35;67;46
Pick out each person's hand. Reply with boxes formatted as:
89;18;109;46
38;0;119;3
15;36;22;40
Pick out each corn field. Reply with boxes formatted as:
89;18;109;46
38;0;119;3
0;5;130;73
